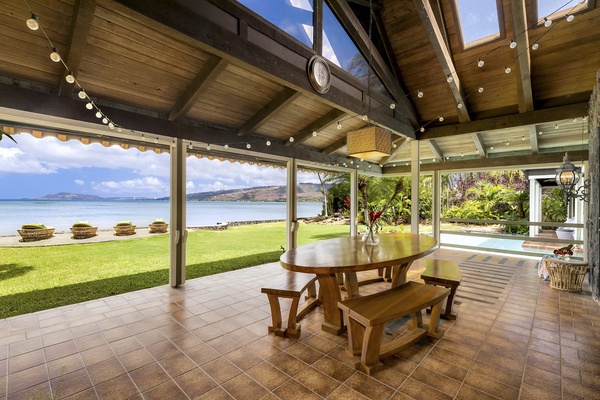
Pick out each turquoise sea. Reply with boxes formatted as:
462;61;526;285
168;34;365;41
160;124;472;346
0;200;323;236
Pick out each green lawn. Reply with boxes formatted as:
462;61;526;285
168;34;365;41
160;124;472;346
0;222;350;318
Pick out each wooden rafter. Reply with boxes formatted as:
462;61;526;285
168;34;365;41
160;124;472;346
237;88;301;136
57;0;96;97
471;133;486;158
326;0;418;126
286;109;346;146
510;0;534;113
168;57;228;122
529;125;539;154
427;139;444;161
380;137;409;165
419;103;588;140
322;137;347;155
413;0;470;122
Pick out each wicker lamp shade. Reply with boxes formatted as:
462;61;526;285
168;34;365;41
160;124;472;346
347;126;392;159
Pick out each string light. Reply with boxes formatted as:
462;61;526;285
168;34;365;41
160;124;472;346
312;130;318;137
188;142;193;149
531;43;539;50
26;13;39;30
544;18;552;27
65;71;75;83
438;116;444;122
246;143;251;149
417;89;424;98
266;140;271;146
289;136;294;142
509;39;517;49
477;58;484;68
85;102;93;110
50;48;61;62
566;14;574;22
389;103;396;109
224;144;229;149
77;89;87;99
504;66;512;74
337;121;342;129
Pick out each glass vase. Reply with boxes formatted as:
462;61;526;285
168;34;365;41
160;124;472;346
362;226;380;246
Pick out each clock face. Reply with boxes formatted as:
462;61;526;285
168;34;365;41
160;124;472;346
308;56;331;94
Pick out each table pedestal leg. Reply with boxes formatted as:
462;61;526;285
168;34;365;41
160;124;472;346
390;262;413;287
316;274;346;335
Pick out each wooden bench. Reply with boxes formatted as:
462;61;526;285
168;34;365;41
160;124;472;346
420;259;462;320
338;281;449;375
261;271;321;339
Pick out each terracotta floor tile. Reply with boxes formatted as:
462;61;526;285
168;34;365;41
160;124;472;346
80;344;114;367
201;357;243;384
246;361;290;390
85;357;126;386
397;377;453;400
142;379;188;400
8;349;45;374
195;386;235;399
49;368;93;399
294;366;341;397
272;379;322;400
117;347;155;372
410;365;462;397
174;367;219;398
158;351;197;378
44;340;79;362
185;342;221;366
220;372;269;400
7;363;49;394
128;362;170;392
74;332;107;352
463;370;520;400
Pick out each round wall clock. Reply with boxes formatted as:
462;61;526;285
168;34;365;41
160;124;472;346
307;55;332;94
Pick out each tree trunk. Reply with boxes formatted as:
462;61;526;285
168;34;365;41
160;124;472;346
588;69;599;303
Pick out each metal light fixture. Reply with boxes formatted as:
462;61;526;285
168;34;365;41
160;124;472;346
555;152;590;203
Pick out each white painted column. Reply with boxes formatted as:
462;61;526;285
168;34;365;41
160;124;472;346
432;170;441;243
350;169;358;236
286;158;298;251
170;138;187;287
529;177;541;238
411;140;420;233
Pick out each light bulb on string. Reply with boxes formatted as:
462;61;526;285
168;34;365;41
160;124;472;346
362;114;368;121
95;111;102;118
141;134;146;141
206;144;211;151
85;102;93;110
65;71;75;83
504;66;512;74
312;130;318;137
101;117;108;124
446;74;453;83
171;140;177;147
108;122;115;129
78;89;87;99
188;142;193;149
246;143;251;149
420;127;425;132
26;13;39;30
505;141;510;146
478;87;484;93
154;137;159;144
457;103;463;109
50;48;61;62
566;14;574;22
544;18;552;27
490;146;494;150
289;136;294;142
224;144;229;149
438;116;444;122
477;58;484;68
389;103;396;109
417;89;424;98
337;121;342;130
531;43;539;50
509;39;517;49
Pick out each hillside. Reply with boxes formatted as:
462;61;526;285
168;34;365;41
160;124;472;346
187;183;325;202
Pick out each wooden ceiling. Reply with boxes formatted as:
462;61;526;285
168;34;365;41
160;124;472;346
0;0;596;174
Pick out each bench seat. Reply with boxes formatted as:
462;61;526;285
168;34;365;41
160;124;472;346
338;281;449;375
420;259;462;320
261;271;320;338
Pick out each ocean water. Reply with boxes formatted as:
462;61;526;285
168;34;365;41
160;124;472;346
0;200;323;236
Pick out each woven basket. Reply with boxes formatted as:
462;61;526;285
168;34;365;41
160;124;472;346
114;225;136;236
17;227;55;242
70;226;98;239
547;260;589;292
149;223;168;233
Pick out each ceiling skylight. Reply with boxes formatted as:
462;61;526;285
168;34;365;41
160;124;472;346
536;0;588;22
454;0;502;48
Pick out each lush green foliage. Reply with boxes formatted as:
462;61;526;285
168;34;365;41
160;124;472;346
0;222;349;318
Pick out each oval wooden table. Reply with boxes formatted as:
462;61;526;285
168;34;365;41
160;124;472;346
280;232;438;335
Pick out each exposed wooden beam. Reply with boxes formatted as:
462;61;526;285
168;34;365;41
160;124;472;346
383;150;589;174
238;88;301;136
472;133;486;158
529;125;539;154
419;103;588;139
286;109;346;146
326;0;419;126
57;0;96;97
510;0;534;113
381;137;409;164
322;137;347;155
168;57;228;121
427;139;444;161
347;0;382;9
413;0;470;122
313;0;323;54
116;0;414;139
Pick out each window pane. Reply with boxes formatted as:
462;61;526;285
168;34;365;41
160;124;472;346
537;0;588;20
237;0;314;47
455;0;500;47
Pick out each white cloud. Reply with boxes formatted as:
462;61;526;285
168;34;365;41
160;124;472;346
92;176;168;195
74;180;84;185
289;0;312;12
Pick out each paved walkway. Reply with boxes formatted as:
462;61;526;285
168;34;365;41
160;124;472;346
0;228;162;247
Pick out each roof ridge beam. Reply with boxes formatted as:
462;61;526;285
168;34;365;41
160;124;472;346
511;0;534;113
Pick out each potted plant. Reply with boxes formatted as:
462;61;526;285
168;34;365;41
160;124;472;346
70;221;98;239
17;223;55;242
114;221;136;236
149;219;168;233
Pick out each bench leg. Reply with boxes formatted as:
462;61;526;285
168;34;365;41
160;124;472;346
359;324;386;375
442;284;459;320
427;299;445;340
265;294;286;337
408;310;423;330
344;314;364;357
285;296;303;339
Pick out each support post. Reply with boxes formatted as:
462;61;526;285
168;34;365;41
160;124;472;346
432;170;441;244
170;138;186;287
350;169;358;237
411;140;420;233
286;158;298;251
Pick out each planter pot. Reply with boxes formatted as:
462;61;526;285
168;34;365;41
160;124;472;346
114;225;136;236
17;227;55;242
70;226;98;239
149;223;168;233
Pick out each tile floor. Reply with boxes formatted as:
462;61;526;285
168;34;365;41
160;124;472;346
0;248;598;399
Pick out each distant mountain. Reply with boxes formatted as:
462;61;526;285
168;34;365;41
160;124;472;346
187;183;325;202
38;184;326;202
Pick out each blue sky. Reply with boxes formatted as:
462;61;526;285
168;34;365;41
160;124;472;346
0;134;320;199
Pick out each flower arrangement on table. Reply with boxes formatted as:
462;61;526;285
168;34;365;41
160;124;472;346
356;178;404;246
553;244;574;260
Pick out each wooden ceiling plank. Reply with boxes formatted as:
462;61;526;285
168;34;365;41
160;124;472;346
58;0;97;97
419;102;588;139
471;132;486;158
413;0;470;122
285;109;346;146
510;0;534;113
529;125;539;154
237;87;301;136
168;56;228;121
327;0;419;126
